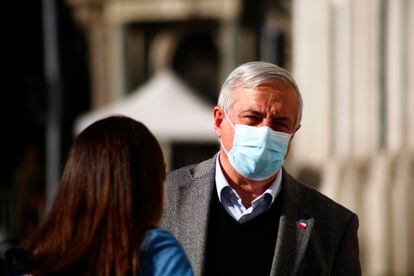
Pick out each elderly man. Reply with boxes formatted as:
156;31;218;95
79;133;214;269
162;61;361;275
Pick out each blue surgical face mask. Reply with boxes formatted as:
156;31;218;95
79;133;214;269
221;111;291;181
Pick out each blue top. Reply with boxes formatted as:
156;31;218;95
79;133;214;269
140;228;193;276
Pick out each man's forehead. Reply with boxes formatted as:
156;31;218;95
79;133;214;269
256;78;296;90
236;83;297;101
230;85;298;114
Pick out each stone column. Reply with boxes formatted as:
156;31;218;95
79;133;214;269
292;0;331;167
386;0;405;153
218;18;239;83
391;154;414;274
107;23;126;102
88;17;110;108
350;0;380;159
331;0;352;159
407;0;414;151
363;153;393;275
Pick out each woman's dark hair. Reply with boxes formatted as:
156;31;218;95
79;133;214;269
23;116;165;275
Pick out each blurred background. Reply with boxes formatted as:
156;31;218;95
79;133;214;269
1;0;413;275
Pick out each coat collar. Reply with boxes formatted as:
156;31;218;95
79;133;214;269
270;170;314;275
174;158;216;275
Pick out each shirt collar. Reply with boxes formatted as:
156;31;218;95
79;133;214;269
214;153;282;205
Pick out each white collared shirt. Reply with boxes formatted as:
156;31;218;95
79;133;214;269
215;154;282;223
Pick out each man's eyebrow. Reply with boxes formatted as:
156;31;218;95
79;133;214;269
240;109;264;116
241;109;291;119
239;109;294;125
274;117;292;123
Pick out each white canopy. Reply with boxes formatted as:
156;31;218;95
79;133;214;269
75;69;217;142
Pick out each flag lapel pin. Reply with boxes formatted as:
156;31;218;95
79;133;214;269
296;220;307;230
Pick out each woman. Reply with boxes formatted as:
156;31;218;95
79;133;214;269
12;116;192;275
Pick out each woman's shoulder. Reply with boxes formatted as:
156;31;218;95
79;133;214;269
144;227;175;239
141;227;185;257
140;227;193;276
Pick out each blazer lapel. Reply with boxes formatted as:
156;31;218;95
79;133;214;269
271;170;314;275
175;158;215;276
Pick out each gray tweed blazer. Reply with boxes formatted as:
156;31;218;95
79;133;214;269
161;157;361;276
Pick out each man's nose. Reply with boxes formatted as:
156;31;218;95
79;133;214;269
262;118;272;128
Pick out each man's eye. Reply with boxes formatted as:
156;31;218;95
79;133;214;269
245;116;261;121
272;122;291;132
241;116;262;125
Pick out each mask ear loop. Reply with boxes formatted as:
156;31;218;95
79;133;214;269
223;110;235;129
220;110;235;155
220;140;230;156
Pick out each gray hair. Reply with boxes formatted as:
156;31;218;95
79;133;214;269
218;61;303;128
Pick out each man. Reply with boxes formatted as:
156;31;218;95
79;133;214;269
162;61;361;275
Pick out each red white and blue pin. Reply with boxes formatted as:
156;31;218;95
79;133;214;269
296;220;307;230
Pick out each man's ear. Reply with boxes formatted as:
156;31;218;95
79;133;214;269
286;124;301;157
213;106;224;138
293;124;301;136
